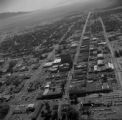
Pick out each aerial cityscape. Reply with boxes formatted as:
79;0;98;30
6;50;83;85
0;0;122;120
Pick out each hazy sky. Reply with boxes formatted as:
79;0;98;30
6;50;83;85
0;0;90;12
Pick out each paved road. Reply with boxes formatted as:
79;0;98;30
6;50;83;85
58;11;91;119
74;11;91;65
99;17;122;90
65;11;91;99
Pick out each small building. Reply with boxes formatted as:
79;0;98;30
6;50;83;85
43;62;53;68
26;104;35;112
19;66;28;72
43;89;49;95
102;83;110;90
94;65;98;71
98;42;107;45
44;82;51;88
108;63;114;69
71;42;78;48
83;36;89;40
97;53;103;58
92;37;97;40
53;58;61;64
97;60;104;66
48;67;58;73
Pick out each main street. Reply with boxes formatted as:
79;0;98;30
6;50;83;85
58;11;91;119
99;17;122;90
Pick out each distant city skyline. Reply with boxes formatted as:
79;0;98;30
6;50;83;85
0;0;94;13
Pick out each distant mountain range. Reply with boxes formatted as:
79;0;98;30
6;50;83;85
0;0;121;34
0;0;121;19
106;0;122;9
0;12;28;19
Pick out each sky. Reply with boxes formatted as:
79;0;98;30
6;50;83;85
0;0;90;13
